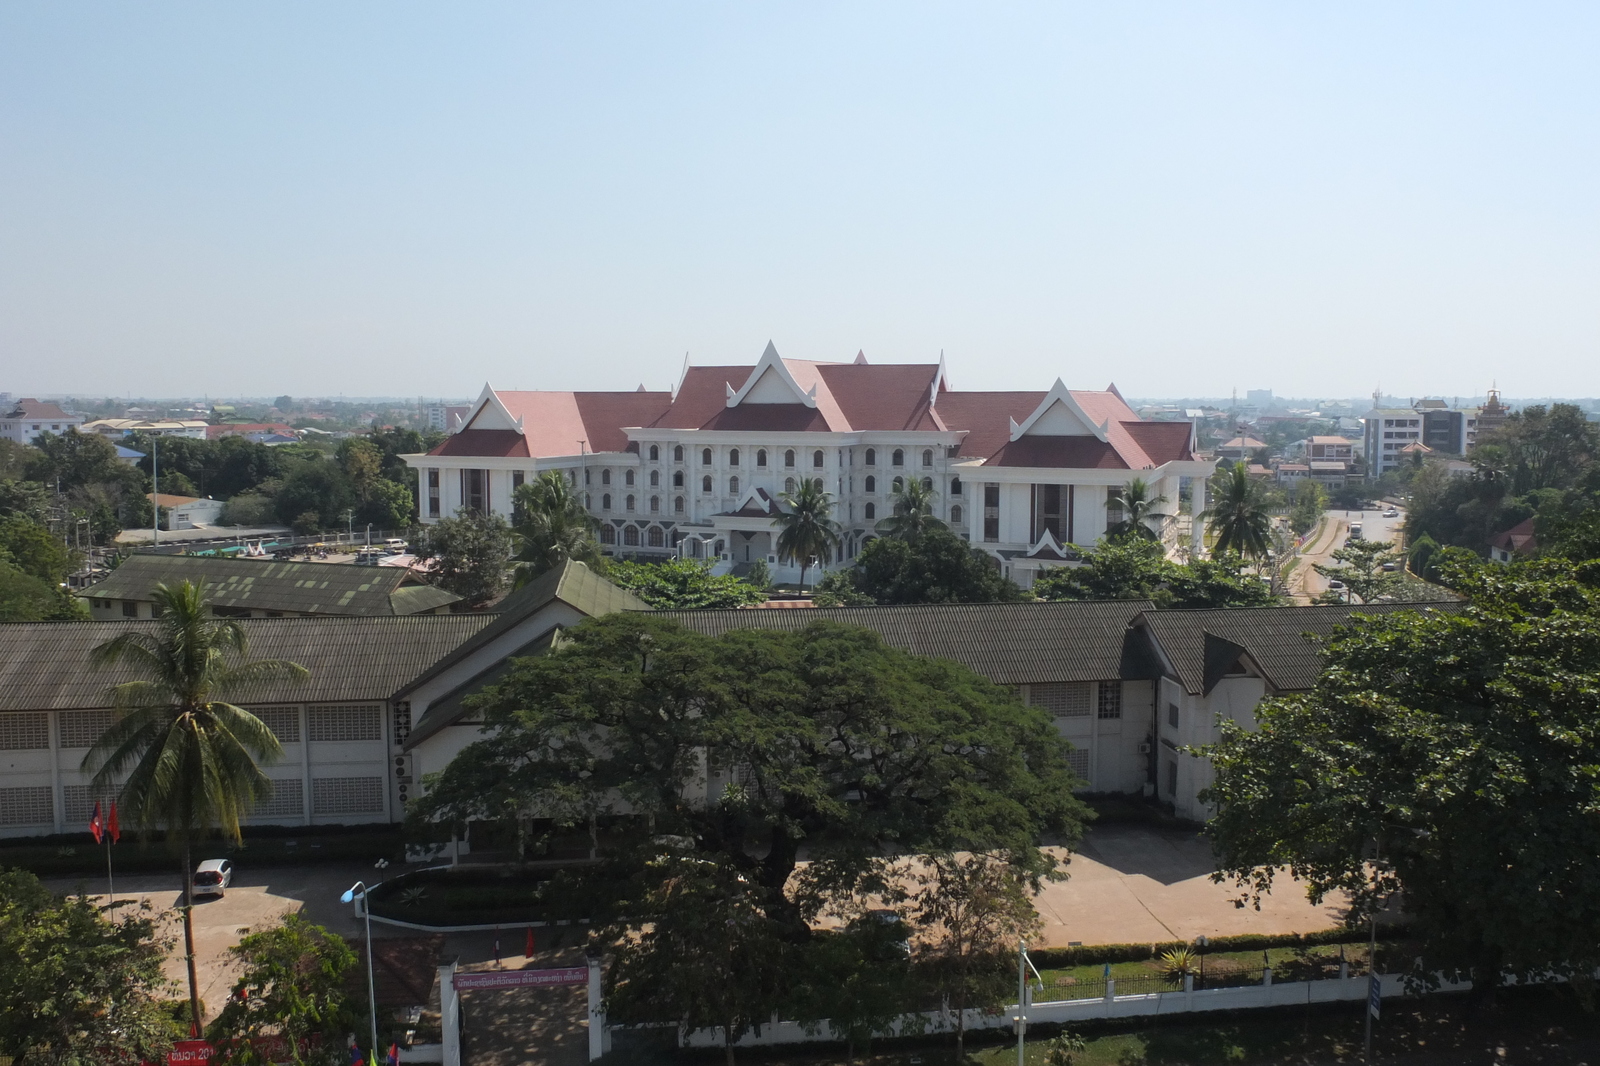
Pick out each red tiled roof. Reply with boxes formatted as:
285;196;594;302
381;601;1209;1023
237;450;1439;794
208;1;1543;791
1489;517;1537;555
699;404;831;433
815;363;943;432
933;392;1047;459
470;391;672;457
6;398;76;421
431;429;531;457
1121;421;1194;465
987;436;1130;469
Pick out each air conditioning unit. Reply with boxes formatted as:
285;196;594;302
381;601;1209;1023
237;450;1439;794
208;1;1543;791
1138;742;1152;755
393;754;414;781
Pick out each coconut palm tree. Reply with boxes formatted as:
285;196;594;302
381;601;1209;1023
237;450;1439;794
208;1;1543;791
772;478;841;594
875;476;946;541
511;471;605;584
1201;461;1272;558
1108;478;1170;542
84;580;307;1034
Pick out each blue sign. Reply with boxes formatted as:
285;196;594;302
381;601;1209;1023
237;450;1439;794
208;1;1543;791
1368;973;1381;1020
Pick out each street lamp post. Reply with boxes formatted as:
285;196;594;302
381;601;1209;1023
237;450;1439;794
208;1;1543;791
341;881;379;1056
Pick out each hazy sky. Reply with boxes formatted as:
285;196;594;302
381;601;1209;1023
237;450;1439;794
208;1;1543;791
3;3;1597;400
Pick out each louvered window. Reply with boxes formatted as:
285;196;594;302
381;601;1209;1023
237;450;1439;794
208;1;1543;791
0;713;49;750
0;786;53;826
253;779;305;819
59;710;115;749
62;785;117;824
251;706;301;743
1097;683;1123;720
312;776;384;815
1030;682;1091;717
308;705;382;743
1066;749;1090;780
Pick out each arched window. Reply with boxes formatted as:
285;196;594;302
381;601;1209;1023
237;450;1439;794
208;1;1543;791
922;477;933;491
625;494;635;511
584;493;592;508
865;448;876;466
892;449;904;467
865;502;876;521
624;526;639;546
756;449;767;467
701;448;712;465
950;504;963;525
649;470;659;487
729;448;740;467
922;449;933;468
892;476;904;492
650;496;660;512
584;469;592;484
813;478;824;492
674;445;684;462
599;524;615;544
625;470;635;486
950;476;962;496
865;475;876;493
686;538;701;558
674;495;684;513
601;469;611;486
648;444;659;461
701;475;712;492
812;450;824;468
602;493;612;510
784;449;795;468
648;526;665;547
566;470;575;485
729;476;739;495
785;477;796;493
713;539;725;556
673;471;683;487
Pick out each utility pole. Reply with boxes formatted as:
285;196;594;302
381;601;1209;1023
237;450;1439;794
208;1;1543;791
151;435;158;546
1016;939;1027;1066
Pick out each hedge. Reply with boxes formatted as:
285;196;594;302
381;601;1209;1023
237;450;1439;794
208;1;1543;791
1028;925;1415;969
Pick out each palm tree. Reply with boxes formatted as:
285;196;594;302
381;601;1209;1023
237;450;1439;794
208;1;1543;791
84;580;307;1034
772;478;841;594
875;476;946;541
1108;478;1170;542
511;471;605;584
1201;461;1272;558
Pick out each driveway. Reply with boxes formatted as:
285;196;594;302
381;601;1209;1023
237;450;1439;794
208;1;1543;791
1032;825;1347;945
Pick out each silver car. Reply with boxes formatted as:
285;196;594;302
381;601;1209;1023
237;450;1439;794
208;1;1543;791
192;858;234;899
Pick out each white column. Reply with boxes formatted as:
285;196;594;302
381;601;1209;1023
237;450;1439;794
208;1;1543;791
587;956;606;1061
440;958;461;1066
1191;475;1208;558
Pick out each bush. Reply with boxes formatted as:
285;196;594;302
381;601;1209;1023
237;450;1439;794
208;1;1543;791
1026;926;1411;969
218;493;277;527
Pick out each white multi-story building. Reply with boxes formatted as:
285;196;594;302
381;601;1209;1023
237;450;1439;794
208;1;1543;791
0;399;83;444
402;344;1215;586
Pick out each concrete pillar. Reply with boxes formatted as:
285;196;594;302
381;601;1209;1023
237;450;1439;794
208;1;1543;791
439;957;460;1066
1104;979;1115;1002
587;956;607;1061
1263;967;1273;986
1183;974;1194;992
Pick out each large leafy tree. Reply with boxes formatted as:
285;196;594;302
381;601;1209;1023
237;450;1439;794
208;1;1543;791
420;509;514;606
409;614;1084;927
1032;537;1275;609
0;868;177;1065
772;478;841;592
604;558;764;608
874;476;945;541
1313;538;1405;603
209;913;361;1066
824;527;1024;606
510;472;604;583
1107;477;1169;541
85;581;307;1034
1201;554;1600;995
1202;461;1272;558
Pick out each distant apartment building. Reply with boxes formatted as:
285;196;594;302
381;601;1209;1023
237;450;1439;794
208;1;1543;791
426;404;471;432
1214;436;1267;462
0;399;83;444
1364;396;1490;476
1364;409;1422;476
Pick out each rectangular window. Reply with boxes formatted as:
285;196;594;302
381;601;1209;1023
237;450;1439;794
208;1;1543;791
1066;748;1090;781
1097;683;1123;720
393;702;412;746
427;469;441;518
0;786;54;826
511;470;524;491
312;776;384;815
62;784;117;824
1167;702;1180;729
1104;486;1124;531
1165;760;1178;798
1030;682;1091;717
0;713;49;750
308;704;383;743
121;600;138;618
250;705;301;743
983;485;1000;542
461;469;488;515
1033;484;1064;541
59;710;115;749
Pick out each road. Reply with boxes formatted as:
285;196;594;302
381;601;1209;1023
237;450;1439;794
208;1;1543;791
1293;505;1405;602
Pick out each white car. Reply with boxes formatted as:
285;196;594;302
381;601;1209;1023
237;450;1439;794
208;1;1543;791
1382;508;1399;518
192;858;234;899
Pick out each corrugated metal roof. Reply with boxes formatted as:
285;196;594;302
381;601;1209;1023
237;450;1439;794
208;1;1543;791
1138;603;1466;695
84;555;461;616
657;600;1157;684
0;614;494;710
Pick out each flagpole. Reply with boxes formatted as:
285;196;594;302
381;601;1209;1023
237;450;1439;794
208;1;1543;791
105;831;115;905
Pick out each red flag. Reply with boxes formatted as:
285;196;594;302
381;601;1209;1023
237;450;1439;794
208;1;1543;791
89;801;104;845
387;1044;399;1066
108;802;121;844
526;927;535;958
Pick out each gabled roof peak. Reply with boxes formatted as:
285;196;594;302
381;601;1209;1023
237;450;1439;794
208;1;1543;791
1008;379;1109;443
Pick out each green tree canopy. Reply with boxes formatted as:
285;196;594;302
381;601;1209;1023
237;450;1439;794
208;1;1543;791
823;527;1024;606
419;509;514;606
0;513;79;584
209;913;361;1066
511;472;604;583
1202;554;1600;994
1107;477;1169;541
873;476;945;541
1202;461;1272;558
1313;538;1405;603
1032;536;1275;609
0;868;177;1065
604;558;764;608
408;614;1085;927
773;478;840;591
